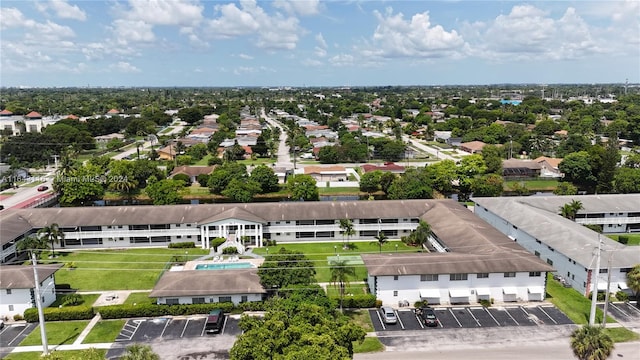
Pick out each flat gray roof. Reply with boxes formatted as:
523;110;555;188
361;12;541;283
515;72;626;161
473;195;640;268
149;269;265;298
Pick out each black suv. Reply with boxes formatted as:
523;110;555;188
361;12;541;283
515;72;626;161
417;307;438;327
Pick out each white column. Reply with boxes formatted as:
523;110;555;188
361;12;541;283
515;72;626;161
259;224;263;247
205;226;210;248
200;227;206;249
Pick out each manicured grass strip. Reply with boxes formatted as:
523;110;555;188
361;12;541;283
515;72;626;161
82;319;126;343
345;309;374;332
353;337;385;353
505;179;559;191
603;327;640;342
326;284;368;298
19;320;89;346
545;273;614;324
252;241;418;283
318;187;362;195
4;350;107;360
41;248;208;291
51;294;100;308
606;234;640;246
123;292;155;305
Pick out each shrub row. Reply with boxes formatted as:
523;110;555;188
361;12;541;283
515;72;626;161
24;306;94;322
330;294;377;308
168;242;196;249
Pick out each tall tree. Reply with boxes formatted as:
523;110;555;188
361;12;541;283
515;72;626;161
372;231;388;253
596;135;620;193
16;234;49;259
330;259;357;313
37;223;65;257
569;325;614;360
481;144;503;174
627;264;640;308
257;248;316;290
286;174;319;201
250;165;279;193
339;219;355;249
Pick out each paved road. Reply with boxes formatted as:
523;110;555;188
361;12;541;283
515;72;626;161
0;173;54;210
261;109;293;169
355;340;640;360
403;135;467;161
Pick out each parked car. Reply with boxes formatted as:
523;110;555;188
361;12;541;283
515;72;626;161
37;185;49;191
205;308;225;334
417;307;439;327
379;306;397;324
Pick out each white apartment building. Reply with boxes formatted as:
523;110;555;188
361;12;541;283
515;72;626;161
0;264;62;319
473;195;640;297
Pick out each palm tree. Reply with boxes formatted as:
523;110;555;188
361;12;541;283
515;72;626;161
412;220;431;248
339;219;355;250
560;200;584;220
120;344;160;360
627;264;640;308
38;223;65;258
330;259;356;313
16;234;49;259
570;325;614;360
371;231;388;253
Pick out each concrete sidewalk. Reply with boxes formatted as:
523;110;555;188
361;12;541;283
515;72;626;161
10;343;116;353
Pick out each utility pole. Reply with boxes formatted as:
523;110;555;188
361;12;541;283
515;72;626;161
589;236;602;326
601;250;614;327
31;253;49;355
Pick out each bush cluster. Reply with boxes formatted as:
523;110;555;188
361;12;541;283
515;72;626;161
618;236;629;245
330;294;377;308
24;306;94;322
222;247;238;254
168;242;196;249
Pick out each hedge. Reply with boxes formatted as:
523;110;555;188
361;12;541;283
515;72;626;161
168;242;196;249
330;294;377;308
24;306;94;322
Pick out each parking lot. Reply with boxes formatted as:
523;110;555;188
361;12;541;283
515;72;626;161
598;302;640;323
114;315;241;343
369;305;573;332
0;322;37;358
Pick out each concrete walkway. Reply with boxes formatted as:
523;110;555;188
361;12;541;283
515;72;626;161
10;343;116;353
73;313;102;345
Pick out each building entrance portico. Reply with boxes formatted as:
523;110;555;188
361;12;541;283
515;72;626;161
200;219;264;250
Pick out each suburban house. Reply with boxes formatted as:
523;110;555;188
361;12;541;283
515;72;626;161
149;269;265;306
459;141;487;154
157;144;177;161
362;200;552;306
0;264;63;318
303;165;348;182
169;166;215;184
501;159;542;178
360;162;405;174
534;156;564;178
473;195;640;297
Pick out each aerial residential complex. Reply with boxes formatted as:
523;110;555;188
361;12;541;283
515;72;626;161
473;194;640;297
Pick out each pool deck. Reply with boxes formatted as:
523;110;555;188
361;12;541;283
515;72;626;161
182;257;264;270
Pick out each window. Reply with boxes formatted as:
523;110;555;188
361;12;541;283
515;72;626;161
6;289;11;295
393;275;399;281
534;251;540;257
219;296;232;303
599;269;608;274
8;305;14;311
548;246;555;252
393;291;398;297
547;259;554;266
477;273;489;279
620;268;631;273
450;273;468;281
504;272;516;278
166;298;179;305
529;271;541;277
536;239;541;244
241;296;248;302
421;274;438;281
192;297;205;304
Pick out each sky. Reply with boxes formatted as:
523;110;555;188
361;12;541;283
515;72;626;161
0;0;639;88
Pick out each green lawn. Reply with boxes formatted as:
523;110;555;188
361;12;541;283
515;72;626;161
326;284;368;297
345;309;374;332
20;321;89;346
50;294;100;308
603;327;640;342
318;187;362;195
193;154;213;165
82;320;126;343
546;274;614;325
4;350;107;360
160;126;174;134
252;241;417;282
505;179;559;191
606;234;640;246
123;291;155;305
353;337;385;353
41;248;208;291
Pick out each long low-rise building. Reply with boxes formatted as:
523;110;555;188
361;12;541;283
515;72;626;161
473;195;640;297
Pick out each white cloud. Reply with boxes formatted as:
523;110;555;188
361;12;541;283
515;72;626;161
273;0;320;16
302;58;323;67
25;20;76;42
314;32;328;57
110;61;141;73
238;53;254;60
207;0;302;50
111;19;155;45
468;5;602;61
36;0;87;21
120;0;203;26
329;53;355;66
366;7;466;59
0;7;29;29
180;27;209;48
233;66;256;75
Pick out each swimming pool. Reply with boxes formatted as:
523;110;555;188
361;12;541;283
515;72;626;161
195;262;254;270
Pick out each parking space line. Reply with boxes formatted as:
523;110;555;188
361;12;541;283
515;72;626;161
221;315;229;335
609;303;631;318
483;307;501;326
449;308;462;327
504;308;520;326
467;308;481;327
623;303;640;316
180;318;190;338
414;310;425;329
376;311;386;331
7;324;32;346
537;306;557;325
160;318;171;337
201;318;207;337
395;310;405;330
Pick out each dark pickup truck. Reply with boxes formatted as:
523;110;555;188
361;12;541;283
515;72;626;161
205;309;225;334
416;307;439;327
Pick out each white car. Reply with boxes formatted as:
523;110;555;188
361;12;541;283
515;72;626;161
0;319;4;329
379;306;397;324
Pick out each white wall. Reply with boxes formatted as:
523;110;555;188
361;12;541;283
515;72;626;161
372;272;547;306
155;293;262;306
0;274;57;318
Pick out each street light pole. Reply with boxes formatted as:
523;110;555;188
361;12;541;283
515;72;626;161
589;237;602;326
32;253;49;355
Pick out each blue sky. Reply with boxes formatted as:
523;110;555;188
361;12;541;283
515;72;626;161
1;0;638;87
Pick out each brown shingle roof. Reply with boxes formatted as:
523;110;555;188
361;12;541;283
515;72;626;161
170;166;215;178
149;269;265;297
0;264;63;289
